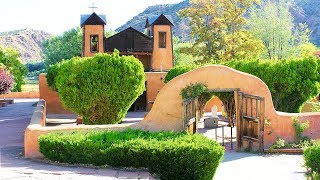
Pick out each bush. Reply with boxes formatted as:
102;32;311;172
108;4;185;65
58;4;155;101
39;129;225;180
164;65;196;83
49;51;145;124
304;141;320;173
46;62;64;91
0;64;14;94
165;57;320;113
0;47;27;92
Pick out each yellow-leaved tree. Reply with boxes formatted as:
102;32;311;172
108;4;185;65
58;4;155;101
179;0;264;64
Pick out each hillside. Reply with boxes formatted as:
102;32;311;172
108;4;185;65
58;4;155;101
0;29;50;64
117;0;320;46
116;0;190;41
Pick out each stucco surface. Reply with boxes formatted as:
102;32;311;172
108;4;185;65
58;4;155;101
39;74;72;114
137;65;320;147
151;25;173;71
83;25;105;57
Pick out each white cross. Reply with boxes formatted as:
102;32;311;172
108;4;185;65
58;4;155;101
89;3;98;12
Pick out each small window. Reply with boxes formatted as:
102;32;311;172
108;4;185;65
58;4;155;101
159;32;166;48
90;35;99;52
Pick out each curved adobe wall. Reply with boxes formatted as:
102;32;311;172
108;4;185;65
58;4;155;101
136;65;320;147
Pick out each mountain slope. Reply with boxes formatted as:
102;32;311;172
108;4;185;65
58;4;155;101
0;29;50;63
117;0;320;46
116;0;190;41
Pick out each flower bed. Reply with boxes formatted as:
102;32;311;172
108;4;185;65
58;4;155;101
39;129;225;180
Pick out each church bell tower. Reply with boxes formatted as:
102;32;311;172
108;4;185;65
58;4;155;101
80;6;106;57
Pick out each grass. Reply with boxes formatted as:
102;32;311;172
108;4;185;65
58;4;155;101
22;84;39;92
21;77;39;92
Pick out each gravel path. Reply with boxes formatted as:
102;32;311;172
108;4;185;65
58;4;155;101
0;99;307;180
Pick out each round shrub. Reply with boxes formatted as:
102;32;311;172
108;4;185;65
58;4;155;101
53;51;145;124
304;141;320;173
39;129;225;180
164;65;196;83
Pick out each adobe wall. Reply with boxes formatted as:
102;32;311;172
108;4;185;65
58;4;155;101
24;99;133;159
204;97;224;112
136;65;320;147
152;25;173;71
39;74;72;114
146;72;167;111
0;91;39;99
83;25;104;57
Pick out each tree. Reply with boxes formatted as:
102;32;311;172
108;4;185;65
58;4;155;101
0;47;27;92
179;0;262;64
43;28;82;67
247;0;316;60
0;64;14;95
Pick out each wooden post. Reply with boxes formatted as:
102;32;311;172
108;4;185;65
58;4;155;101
195;98;199;133
259;97;265;152
235;90;242;151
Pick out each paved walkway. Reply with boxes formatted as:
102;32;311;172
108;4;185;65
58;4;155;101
0;99;307;180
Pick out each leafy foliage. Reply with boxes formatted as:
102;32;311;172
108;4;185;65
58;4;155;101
224;58;320;112
0;47;27;92
179;0;262;63
25;62;46;77
48;51;145;124
0;64;14;94
43;28;82;67
164;65;196;83
293;117;310;142
247;1;316;60
39;129;225;180
304;141;320;174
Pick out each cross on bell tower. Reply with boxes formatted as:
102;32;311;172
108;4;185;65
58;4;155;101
89;3;98;12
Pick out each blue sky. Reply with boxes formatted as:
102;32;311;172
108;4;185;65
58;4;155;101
0;0;183;35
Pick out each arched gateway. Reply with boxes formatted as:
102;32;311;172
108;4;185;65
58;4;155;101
135;65;320;150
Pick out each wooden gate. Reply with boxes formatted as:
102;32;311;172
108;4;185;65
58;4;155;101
237;92;265;152
182;98;199;134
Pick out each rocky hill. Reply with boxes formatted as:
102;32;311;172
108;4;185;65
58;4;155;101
117;0;320;46
116;0;190;41
0;29;50;64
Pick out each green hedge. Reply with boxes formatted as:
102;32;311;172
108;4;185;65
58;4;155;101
165;57;320;113
39;129;225;180
47;51;145;124
304;141;320;173
164;65;197;83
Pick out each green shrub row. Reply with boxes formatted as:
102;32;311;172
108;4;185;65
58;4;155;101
46;51;146;125
39;129;225;180
304;141;320;173
165;57;320;113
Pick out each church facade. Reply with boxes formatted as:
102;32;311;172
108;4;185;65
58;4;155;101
80;12;174;111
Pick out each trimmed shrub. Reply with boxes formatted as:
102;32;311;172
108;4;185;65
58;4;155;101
49;51;145;124
46;62;63;91
0;64;14;94
304;141;320;173
165;57;320;113
39;129;224;180
164;65;196;83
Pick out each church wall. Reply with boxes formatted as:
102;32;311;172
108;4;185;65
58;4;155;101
135;55;151;71
83;25;104;57
152;25;173;71
145;72;167;111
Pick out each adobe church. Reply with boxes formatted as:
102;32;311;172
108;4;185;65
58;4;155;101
80;12;174;111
